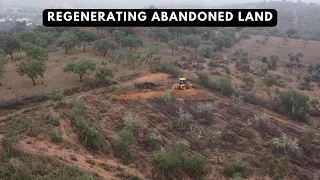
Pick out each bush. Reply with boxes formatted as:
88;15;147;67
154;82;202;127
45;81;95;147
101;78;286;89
172;139;190;153
215;77;234;96
303;126;316;142
206;125;225;146
174;108;193;128
268;133;300;155
95;62;113;84
151;62;181;78
241;76;254;91
248;113;272;133
224;66;231;75
236;55;251;72
73;117;109;154
49;131;62;144
143;132;163;150
49;90;64;102
157;89;172;104
260;155;290;178
277;90;309;121
196;103;213;122
150;148;183;175
184;155;208;179
199;47;216;58
223;158;253;178
197;72;209;86
122;112;138;131
114;129;136;163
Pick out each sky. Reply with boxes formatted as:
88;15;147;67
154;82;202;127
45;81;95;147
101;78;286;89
0;0;319;8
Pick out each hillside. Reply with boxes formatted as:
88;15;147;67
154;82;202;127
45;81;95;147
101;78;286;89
0;7;320;180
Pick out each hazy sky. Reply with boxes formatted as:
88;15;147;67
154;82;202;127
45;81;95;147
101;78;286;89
1;0;319;8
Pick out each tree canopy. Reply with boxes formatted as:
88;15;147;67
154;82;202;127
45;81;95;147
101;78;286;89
17;59;46;85
64;59;96;81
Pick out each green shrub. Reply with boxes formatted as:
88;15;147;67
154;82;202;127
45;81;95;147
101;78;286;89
224;66;231;75
70;99;86;118
172;139;190;153
49;131;62;144
122;112;138;131
303;126;316;142
86;158;95;165
241;76;254;91
277;90;309;121
152;62;181;78
215;76;234;96
174;108;193;128
49;90;64;102
197;72;209;86
196;103;213;121
143;132;162;150
206;125;226;146
223;158;253;178
157;89;172;104
72;117;109;154
268;133;300;155
150;148;183;175
260;156;290;178
248;113;272;134
184;155;208;179
114;129;136;163
41;113;60;127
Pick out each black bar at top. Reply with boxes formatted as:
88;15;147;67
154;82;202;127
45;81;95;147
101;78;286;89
42;9;277;27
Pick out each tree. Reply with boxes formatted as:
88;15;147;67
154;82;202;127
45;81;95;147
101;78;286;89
215;35;235;50
113;30;126;48
36;32;56;60
0;49;8;85
17;30;38;44
186;35;201;54
148;27;172;42
184;155;208;178
12;21;26;33
93;39;117;56
120;35;143;51
56;30;80;54
180;36;189;50
303;75;312;87
167;39;180;55
150;148;183;177
117;27;134;36
286;28;298;38
77;31;96;52
236;55;251;72
95;61;113;84
288;53;303;64
22;42;46;60
122;52;142;69
17;59;46;85
262;55;279;70
64;59;96;81
2;37;20;59
263;73;281;100
144;45;159;63
241;76;254;91
263;73;280;87
278;90;309;120
268;55;279;70
308;63;320;77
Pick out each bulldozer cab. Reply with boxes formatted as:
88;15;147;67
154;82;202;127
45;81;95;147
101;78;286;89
179;78;187;85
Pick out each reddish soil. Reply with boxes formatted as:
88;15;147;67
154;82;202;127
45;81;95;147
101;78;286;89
116;89;164;100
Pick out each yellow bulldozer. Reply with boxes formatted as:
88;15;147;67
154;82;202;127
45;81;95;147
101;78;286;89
172;78;194;90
